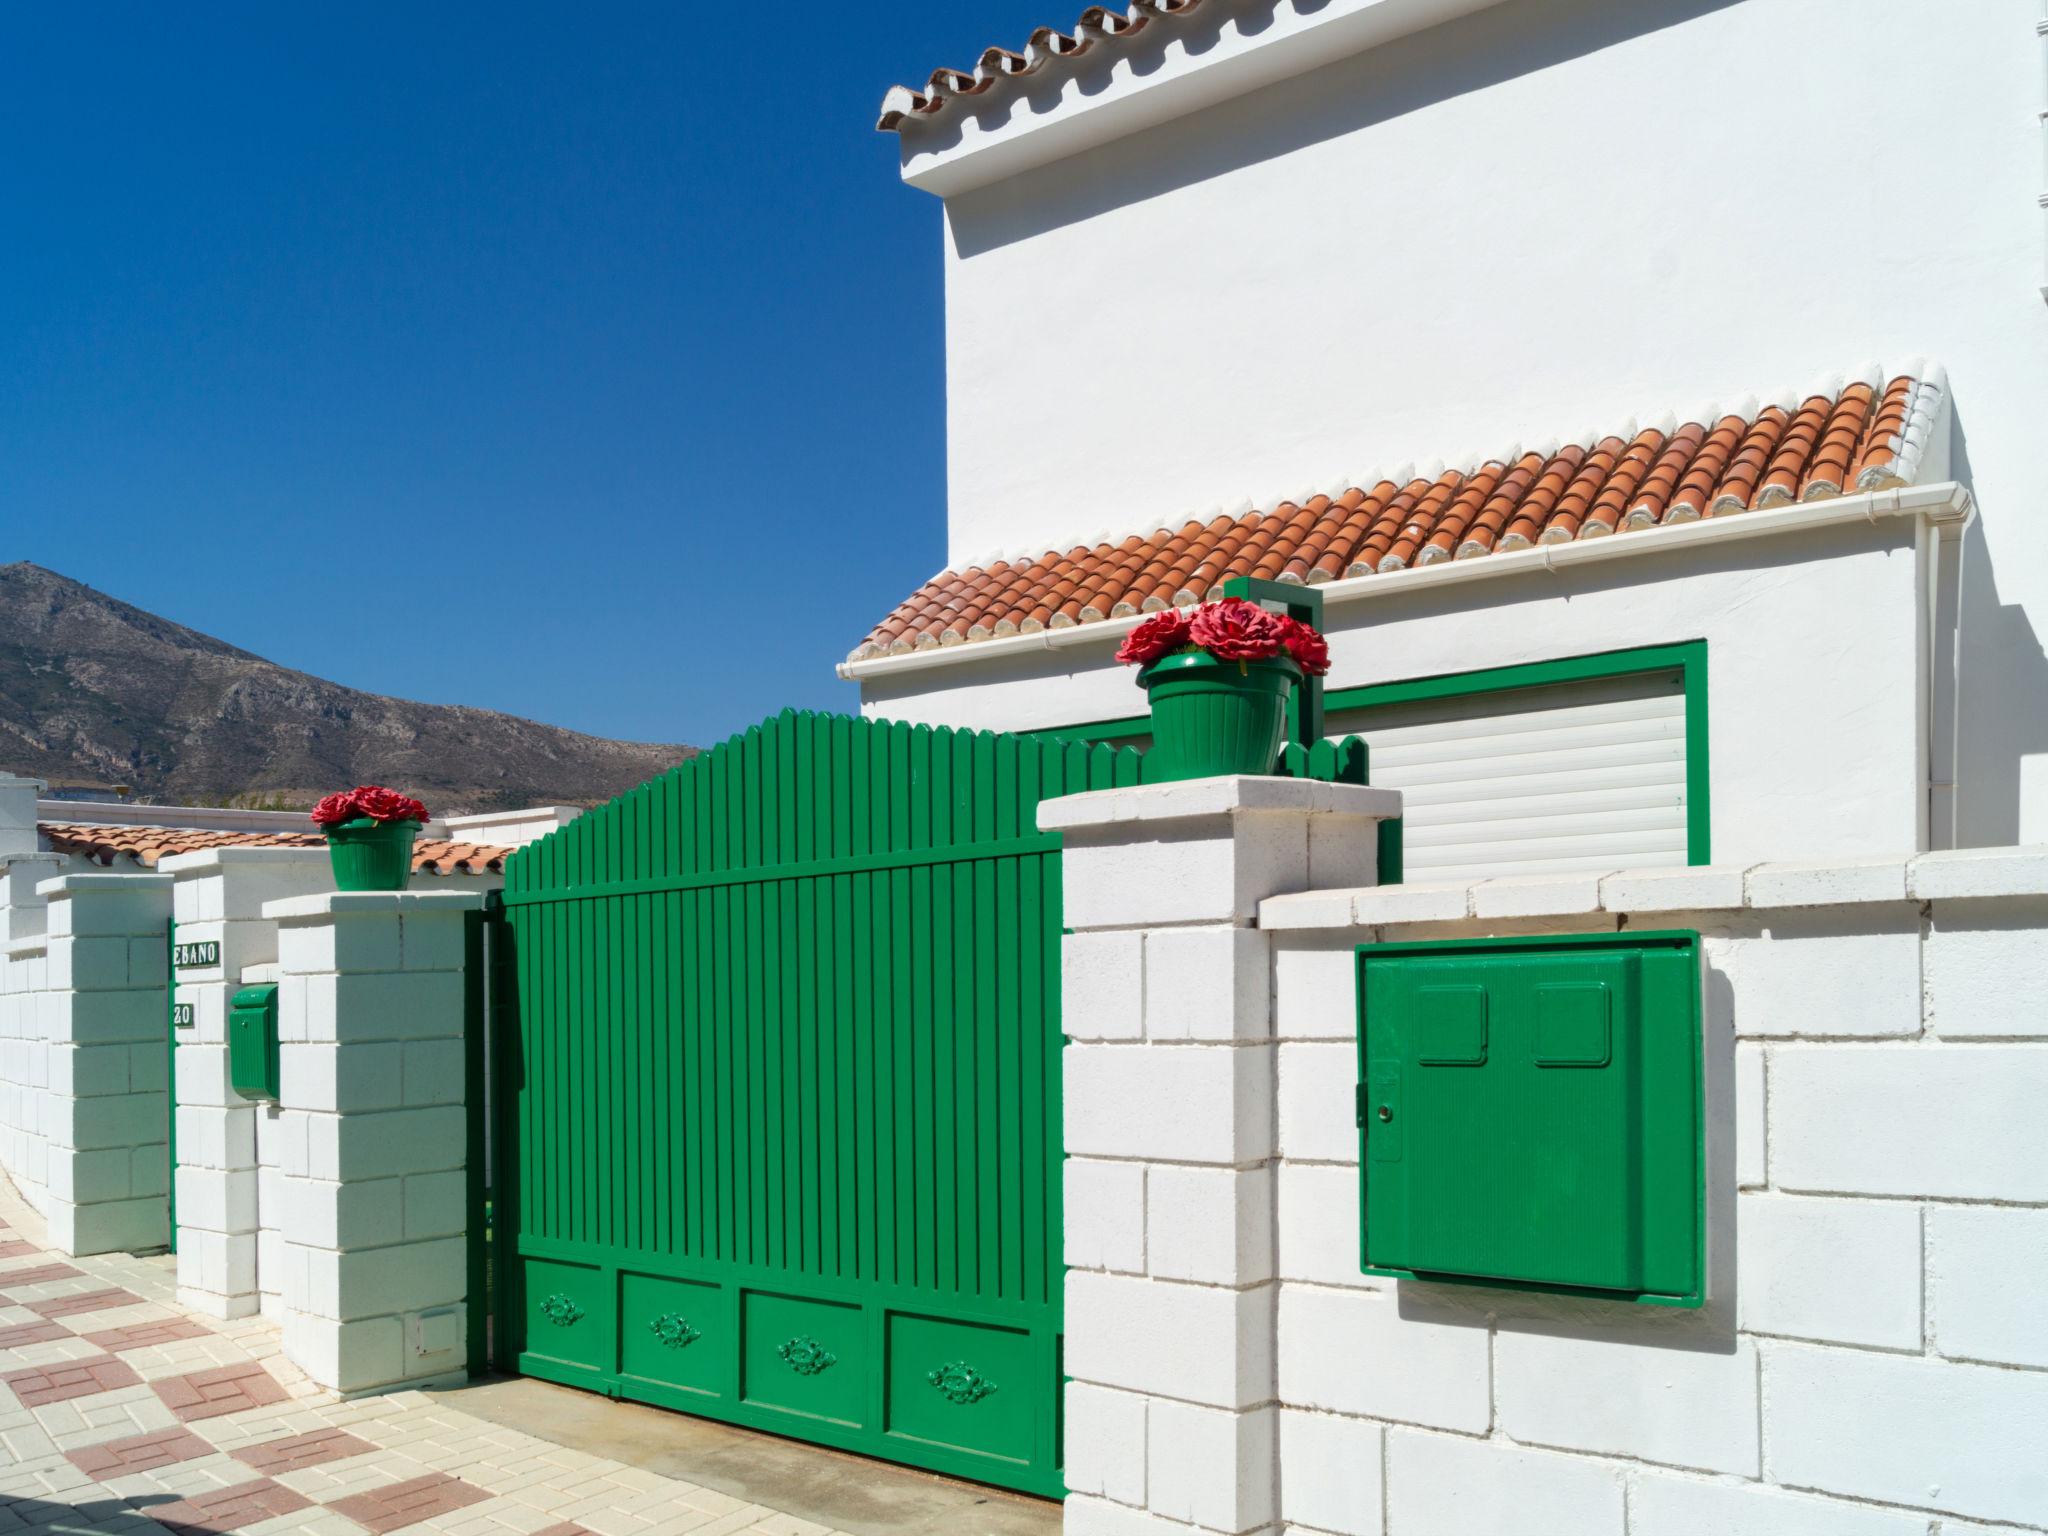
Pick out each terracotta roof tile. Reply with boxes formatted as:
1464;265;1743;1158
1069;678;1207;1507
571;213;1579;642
39;822;509;876
878;2;1205;134
849;365;1945;662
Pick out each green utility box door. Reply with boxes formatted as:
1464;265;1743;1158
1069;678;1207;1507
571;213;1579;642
228;984;281;1102
1356;932;1702;1306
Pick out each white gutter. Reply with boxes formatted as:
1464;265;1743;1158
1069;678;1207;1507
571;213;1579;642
898;0;1511;199
837;482;1976;682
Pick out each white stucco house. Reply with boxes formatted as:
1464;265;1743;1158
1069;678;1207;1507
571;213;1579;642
844;0;2048;884
840;4;2048;1535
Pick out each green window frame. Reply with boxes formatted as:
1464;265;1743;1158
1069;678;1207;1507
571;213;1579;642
1046;640;1712;866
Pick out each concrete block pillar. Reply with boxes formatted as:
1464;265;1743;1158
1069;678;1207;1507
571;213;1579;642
164;848;335;1316
0;772;44;859
40;872;175;1255
266;890;481;1395
1038;776;1400;1536
0;854;65;1211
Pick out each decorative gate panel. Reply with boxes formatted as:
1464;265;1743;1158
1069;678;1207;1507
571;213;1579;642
490;710;1141;1496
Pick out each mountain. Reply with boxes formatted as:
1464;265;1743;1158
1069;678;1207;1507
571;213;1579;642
0;563;693;813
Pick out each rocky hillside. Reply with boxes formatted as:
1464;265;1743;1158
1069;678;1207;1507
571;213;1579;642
0;562;692;812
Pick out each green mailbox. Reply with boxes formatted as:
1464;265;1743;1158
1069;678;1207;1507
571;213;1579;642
228;983;281;1102
1356;931;1703;1306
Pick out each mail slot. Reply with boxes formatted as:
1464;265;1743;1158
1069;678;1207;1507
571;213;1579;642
1356;931;1703;1306
228;983;281;1102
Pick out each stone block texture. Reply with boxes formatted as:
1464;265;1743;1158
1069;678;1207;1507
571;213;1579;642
1061;834;2048;1536
1052;777;1395;1536
0;859;67;1220
167;854;334;1317
14;874;174;1255
268;890;480;1395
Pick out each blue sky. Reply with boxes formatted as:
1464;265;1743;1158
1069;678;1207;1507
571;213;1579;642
1;2;1060;749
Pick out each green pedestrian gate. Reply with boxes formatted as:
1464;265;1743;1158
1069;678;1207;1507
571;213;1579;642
485;709;1144;1497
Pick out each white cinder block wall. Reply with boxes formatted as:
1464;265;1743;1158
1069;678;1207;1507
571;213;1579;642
1262;855;2048;1536
0;854;66;1215
1053;772;2048;1536
0;861;176;1254
39;873;175;1255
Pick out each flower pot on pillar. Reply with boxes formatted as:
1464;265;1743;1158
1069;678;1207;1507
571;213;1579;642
310;786;430;892
1116;597;1331;784
321;817;419;891
1140;651;1300;781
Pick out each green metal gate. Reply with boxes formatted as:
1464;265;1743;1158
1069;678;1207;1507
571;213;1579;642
486;710;1143;1496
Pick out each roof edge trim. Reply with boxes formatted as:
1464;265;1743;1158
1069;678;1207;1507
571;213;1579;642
893;0;1510;198
836;482;1974;681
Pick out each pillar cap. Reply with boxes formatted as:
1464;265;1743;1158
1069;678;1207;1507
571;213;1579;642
159;846;337;875
263;890;487;922
36;872;175;897
1038;774;1401;833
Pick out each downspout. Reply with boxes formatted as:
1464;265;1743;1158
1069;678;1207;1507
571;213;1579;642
1921;491;1974;851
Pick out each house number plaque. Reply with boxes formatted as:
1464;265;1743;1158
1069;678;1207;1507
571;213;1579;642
172;1003;195;1028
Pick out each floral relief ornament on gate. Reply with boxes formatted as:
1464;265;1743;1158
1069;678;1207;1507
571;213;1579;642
927;1360;998;1405
777;1336;837;1375
539;1294;584;1327
649;1313;701;1349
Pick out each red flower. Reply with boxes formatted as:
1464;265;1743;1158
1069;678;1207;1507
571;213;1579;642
1278;615;1331;677
350;785;429;824
1115;608;1193;667
1187;597;1288;662
312;785;428;827
310;791;360;827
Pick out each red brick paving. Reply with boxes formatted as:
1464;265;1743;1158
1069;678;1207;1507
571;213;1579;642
144;1478;312;1534
25;1287;143;1319
2;1354;142;1406
83;1316;213;1352
0;1239;37;1259
531;1524;599;1536
0;1319;71;1348
230;1427;376;1475
327;1473;490;1533
152;1362;288;1422
0;1263;83;1286
66;1426;215;1477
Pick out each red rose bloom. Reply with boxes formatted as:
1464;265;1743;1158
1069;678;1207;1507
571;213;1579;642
1278;615;1331;677
310;791;360;827
1187;597;1287;662
1115;608;1194;667
350;785;429;824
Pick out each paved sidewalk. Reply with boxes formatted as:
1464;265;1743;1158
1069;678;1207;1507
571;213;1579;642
0;1182;851;1536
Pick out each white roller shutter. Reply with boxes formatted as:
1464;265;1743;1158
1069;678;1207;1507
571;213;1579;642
1326;670;1689;882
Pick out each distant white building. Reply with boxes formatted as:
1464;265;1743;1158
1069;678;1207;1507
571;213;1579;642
844;0;2048;883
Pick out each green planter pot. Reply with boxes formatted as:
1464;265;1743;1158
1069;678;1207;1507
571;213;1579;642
323;818;420;892
1139;649;1300;782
